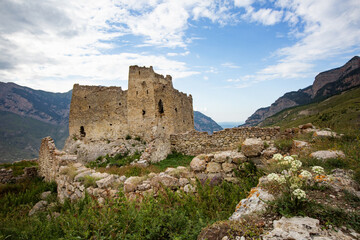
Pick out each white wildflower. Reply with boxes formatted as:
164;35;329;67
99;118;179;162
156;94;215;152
276;175;286;184
293;188;306;200
290;160;302;171
267;173;279;182
312;166;325;175
284;156;294;163
299;170;312;179
272;153;283;161
290;184;299;189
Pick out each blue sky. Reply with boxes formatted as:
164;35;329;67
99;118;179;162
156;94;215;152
1;0;359;122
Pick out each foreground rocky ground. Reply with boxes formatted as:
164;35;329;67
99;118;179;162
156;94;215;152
1;124;359;239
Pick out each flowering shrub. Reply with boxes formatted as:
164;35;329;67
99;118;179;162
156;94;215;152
266;154;332;206
292;188;306;200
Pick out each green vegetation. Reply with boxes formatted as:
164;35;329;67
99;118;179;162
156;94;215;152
92;152;194;177
79;175;100;188
261;87;360;133
125;134;132;140
87;151;141;168
151;152;194;171
274;138;293;153
0;164;261;239
0;161;38;176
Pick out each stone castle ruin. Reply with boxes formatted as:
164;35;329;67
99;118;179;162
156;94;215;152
69;66;194;142
63;66;194;163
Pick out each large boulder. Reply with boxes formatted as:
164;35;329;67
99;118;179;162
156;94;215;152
150;173;179;189
190;157;206;171
241;138;264;157
206;162;222;173
96;175;117;188
310;150;345;160
124;176;143;193
229;187;274;221
263;217;321;240
29;200;48;216
313;130;336;138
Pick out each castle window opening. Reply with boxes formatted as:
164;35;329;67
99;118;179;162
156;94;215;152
136;91;138;95
80;126;86;137
142;110;146;116
110;124;112;126
139;71;140;75
147;90;148;94
158;99;164;114
119;103;121;106
89;106;91;109
175;108;177;112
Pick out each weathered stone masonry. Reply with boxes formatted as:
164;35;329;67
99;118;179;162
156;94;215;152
170;127;281;156
68;66;194;142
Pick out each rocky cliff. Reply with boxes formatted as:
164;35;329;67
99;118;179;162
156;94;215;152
194;111;223;134
243;56;360;126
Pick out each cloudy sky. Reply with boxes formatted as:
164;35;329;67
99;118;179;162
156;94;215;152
1;0;359;122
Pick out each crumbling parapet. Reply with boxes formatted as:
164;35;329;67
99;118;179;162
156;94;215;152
38;137;77;182
170;127;281;156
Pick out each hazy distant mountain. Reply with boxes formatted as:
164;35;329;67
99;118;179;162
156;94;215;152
218;122;243;129
243;56;360;126
194;111;223;134
0;83;221;162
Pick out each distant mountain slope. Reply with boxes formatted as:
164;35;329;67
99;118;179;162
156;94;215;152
0;82;221;162
194;111;223;134
0;111;68;163
0;82;72;124
259;87;360;132
243;56;360;126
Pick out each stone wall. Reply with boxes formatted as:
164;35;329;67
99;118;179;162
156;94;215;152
170;127;281;156
0;166;38;184
38;137;77;182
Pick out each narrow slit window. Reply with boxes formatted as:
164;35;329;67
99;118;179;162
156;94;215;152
158;99;164;114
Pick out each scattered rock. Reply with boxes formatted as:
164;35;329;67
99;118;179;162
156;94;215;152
229;187;274;221
29;200;48;216
293;140;309;149
262;147;278;159
96;175;116;188
263;217;320;240
313;130;336;138
40;191;52;200
310;150;345;160
299;123;314;130
124;176;143;193
241;138;264;157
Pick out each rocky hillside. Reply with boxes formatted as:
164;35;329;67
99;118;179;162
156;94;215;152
243;56;360;126
194;111;223;134
259;87;360;132
0;82;221;162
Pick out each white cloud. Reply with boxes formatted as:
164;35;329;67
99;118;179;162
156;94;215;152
167;51;190;57
234;0;254;8
229;0;360;88
242;7;283;25
222;62;241;68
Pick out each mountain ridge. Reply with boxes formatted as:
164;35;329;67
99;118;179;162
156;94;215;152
243;56;360;126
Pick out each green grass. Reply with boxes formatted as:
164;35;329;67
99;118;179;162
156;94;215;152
0;164;261;240
260;87;360;133
0;160;38;176
151;152;194;171
87;151;141;168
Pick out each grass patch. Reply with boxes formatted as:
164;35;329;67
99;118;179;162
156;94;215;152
0;171;258;239
0;160;38;177
87;151;141;168
151;152;194;171
274;138;293;153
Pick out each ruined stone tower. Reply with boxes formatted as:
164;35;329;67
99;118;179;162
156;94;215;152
68;66;194;142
